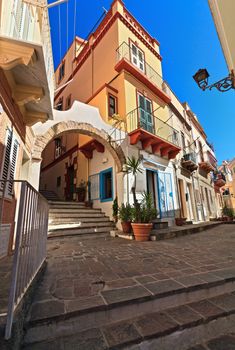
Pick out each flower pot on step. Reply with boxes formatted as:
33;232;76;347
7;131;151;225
175;217;186;226
121;221;132;234
131;223;153;241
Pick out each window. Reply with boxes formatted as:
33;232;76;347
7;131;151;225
57;176;61;187
100;168;113;202
58;61;65;81
198;141;204;162
0;129;19;196
130;43;145;72
56;97;63;111
54;138;62;159
181;132;186;154
66;95;71;110
108;94;117;117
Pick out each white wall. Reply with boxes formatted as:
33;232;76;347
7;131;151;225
89;148;116;219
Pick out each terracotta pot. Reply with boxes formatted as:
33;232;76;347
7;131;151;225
121;221;132;234
131;223;153;241
175;218;186;226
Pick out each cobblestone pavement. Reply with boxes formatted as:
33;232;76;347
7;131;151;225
27;224;235;321
188;333;235;349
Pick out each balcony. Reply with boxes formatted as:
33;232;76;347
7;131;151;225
182;152;198;172
0;0;54;125
115;42;171;104
214;172;226;188
199;151;217;173
127;107;181;160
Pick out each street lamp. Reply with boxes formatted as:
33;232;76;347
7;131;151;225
193;68;234;92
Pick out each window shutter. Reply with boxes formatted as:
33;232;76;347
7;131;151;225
0;130;12;191
7;139;19;195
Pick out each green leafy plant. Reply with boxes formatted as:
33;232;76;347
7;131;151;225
124;156;142;207
112;197;118;222
132;192;157;223
222;205;234;218
118;203;133;222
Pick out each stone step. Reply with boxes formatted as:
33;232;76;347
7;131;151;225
49;203;86;209
49;212;107;219
23;271;235;349
49;217;111;225
153;221;169;230
48;221;114;231
48;225;114;238
151;221;222;241
40;191;59;201
49;208;102;214
48;200;85;206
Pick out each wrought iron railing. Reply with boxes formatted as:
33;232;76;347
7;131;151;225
214;172;226;183
116;41;165;91
183;152;197;164
0;180;49;339
126;107;179;146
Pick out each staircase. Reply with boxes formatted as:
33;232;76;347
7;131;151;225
47;201;115;239
23;267;235;349
40;190;59;201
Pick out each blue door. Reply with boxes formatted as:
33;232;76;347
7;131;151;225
157;172;174;218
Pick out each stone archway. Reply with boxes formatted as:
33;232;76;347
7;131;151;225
32;120;125;173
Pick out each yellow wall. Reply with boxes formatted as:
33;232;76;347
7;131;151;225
117;19;163;77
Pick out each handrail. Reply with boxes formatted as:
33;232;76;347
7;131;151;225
126;107;179;147
0;180;49;339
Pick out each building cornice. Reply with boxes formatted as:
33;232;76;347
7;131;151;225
55;3;162;100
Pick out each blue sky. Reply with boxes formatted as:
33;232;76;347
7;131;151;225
48;0;235;164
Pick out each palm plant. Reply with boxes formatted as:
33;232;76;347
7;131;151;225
124;156;142;207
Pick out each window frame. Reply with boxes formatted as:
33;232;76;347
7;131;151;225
66;94;72;110
129;39;146;74
58;61;65;82
56;97;63;111
99;167;113;202
108;93;117;118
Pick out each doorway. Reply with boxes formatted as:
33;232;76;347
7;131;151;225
178;179;187;218
146;169;160;218
137;93;153;133
186;183;194;221
65;165;75;200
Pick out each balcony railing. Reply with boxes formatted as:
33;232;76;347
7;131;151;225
126;107;179;147
214;172;226;183
116;41;164;92
183;152;197;164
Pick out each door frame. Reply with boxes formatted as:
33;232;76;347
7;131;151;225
136;91;154;132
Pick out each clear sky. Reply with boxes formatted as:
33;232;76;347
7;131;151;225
48;0;235;164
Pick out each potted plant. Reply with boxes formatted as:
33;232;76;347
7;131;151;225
175;216;187;226
76;180;87;202
118;203;133;233
222;205;234;221
112;197;118;223
124;156;143;208
131;192;157;241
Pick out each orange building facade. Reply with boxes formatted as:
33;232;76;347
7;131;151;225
39;0;220;226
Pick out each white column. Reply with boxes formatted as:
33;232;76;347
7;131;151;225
28;158;42;190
